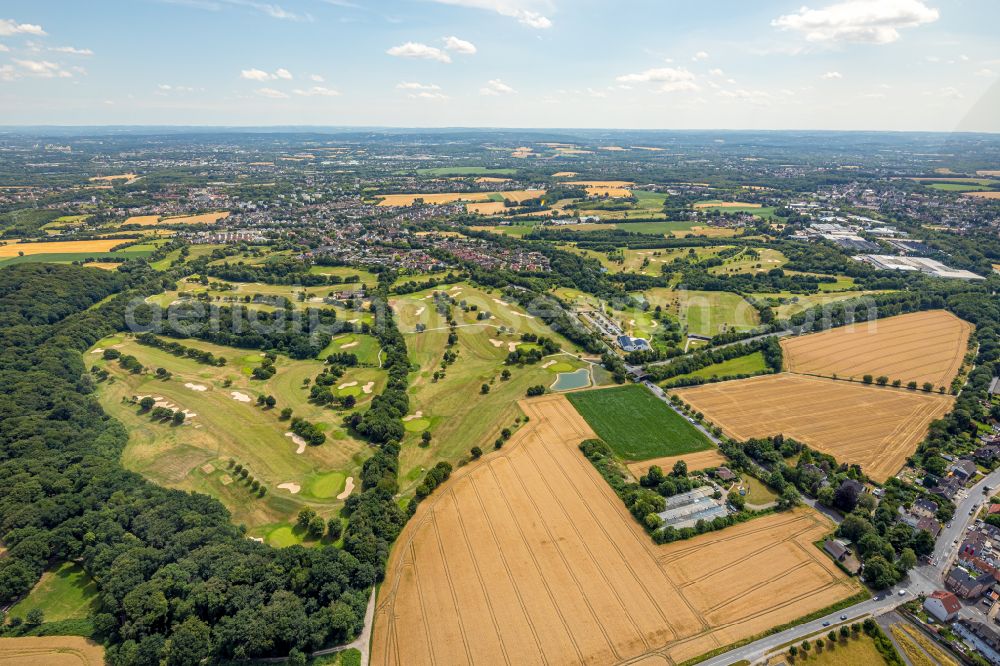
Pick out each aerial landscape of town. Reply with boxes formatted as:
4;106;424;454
1;1;1000;665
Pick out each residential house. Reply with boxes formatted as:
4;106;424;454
951;459;978;482
916;516;943;538
913;498;939;518
957;620;1000;665
947;567;995;599
824;538;862;575
924;590;962;622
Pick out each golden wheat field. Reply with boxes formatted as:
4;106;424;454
964;191;1000;199
0;239;125;257
465;201;508;215
371;395;860;665
781;310;972;388
125;211;229;226
0;637;104;665
674;374;954;482
626;448;728;480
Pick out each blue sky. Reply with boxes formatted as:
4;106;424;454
0;0;998;130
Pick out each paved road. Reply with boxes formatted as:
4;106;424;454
638;329;792;373
643;380;722;445
702;466;1000;665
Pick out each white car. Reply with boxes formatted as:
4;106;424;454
898;589;908;596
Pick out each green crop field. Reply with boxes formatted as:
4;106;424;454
8;563;100;623
0;250;153;267
668;352;768;383
567;384;712;461
613;220;697;235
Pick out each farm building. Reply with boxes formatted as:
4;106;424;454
656;486;727;530
924;590;962;622
823;538;861;575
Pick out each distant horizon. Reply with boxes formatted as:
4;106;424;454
1;1;998;131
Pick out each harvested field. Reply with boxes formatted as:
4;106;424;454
781;310;972;387
673;374;954;482
964;191;1000;199
0;239;124;257
626;448;727;480
466;201;507;215
372;395;860;665
0;637;104;665
161;211;230;225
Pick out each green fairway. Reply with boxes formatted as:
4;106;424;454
613;220;696;235
668;352;767;383
309;472;347;499
8;563;100;623
643;288;759;337
566;384;712;461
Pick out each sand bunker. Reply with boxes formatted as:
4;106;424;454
285;432;307;454
338;381;358;389
415;306;426;316
337;476;356;500
230;391;252;403
542;360;556;369
489;339;504;347
201;463;215;474
508;342;518;352
340;341;359;349
91;348;104;354
511;311;535;319
493;298;510;306
184;382;208;391
277;482;301;494
362;381;375;394
220;475;233;486
402;411;424;422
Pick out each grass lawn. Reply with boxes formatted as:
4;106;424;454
926;182;993;192
0;249;153;267
668;352;768;383
780;633;888;666
90;335;374;537
8;563;100;623
307;265;378;287
738;473;779;506
613;220;697;235
468;222;538;237
566;384;712;461
317;333;381;365
391;283;596;491
643;288;759;337
709;248;787;276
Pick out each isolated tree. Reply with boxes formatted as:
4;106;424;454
672;460;688;477
327;519;342;540
172;411;186;425
907;381;918;390
923;382;934;392
25;608;44;627
265;395;276;408
139;396;155;411
421;431;432;446
308;516;326;539
839;625;850;640
501;369;511;380
801;640;810;653
280;408;293;420
297;508;316;530
862;374;874;384
876;375;889;386
480;383;490;395
470;446;483;459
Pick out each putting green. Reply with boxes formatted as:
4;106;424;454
404;417;430;432
337;385;363;397
547;361;574;373
267;525;303;548
310;471;347;499
333;334;356;346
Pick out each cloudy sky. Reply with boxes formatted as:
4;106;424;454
0;0;997;131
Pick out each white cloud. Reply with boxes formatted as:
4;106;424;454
709;68;725;76
310;73;325;82
975;68;996;78
0;64;15;81
241;67;291;81
0;19;46;36
693;51;709;61
480;78;516;95
443;35;477;54
293;86;339;96
241;68;272;81
0;43;8;52
410;91;449;100
821;71;843;79
51;46;93;55
397;81;442;90
156;83;196;94
387;42;451;63
616;67;698;92
772;0;939;44
12;59;72;78
428;1;552;28
930;86;963;99
255;87;289;98
220;0;309;21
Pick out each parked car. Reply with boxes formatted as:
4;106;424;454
898;589;908;596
